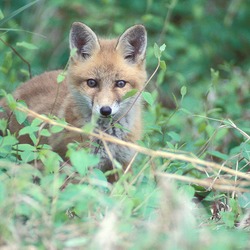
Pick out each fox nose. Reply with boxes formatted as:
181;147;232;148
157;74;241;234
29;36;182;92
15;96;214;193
100;106;112;116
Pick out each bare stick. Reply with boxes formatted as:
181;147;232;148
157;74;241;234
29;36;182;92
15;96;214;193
156;172;249;193
0;37;32;79
110;59;161;127
16;105;250;183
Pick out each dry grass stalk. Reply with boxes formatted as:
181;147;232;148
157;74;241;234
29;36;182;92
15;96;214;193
156;172;249;193
16;105;250;190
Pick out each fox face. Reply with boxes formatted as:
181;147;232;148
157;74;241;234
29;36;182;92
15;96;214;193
67;22;147;123
0;22;148;176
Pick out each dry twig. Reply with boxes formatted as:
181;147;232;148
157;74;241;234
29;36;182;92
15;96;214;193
16;105;250;190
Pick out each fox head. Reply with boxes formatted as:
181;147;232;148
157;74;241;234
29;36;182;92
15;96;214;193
67;22;147;121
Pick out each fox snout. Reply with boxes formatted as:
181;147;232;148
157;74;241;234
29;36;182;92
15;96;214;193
93;102;120;118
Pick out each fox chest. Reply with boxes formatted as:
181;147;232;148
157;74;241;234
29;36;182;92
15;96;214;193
92;121;134;170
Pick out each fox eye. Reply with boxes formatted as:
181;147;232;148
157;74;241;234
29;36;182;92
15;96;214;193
87;79;98;88
115;80;126;88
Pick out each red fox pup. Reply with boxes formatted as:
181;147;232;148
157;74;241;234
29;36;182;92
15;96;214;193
0;22;147;173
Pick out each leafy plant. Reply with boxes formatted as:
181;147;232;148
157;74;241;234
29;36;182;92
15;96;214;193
0;0;250;249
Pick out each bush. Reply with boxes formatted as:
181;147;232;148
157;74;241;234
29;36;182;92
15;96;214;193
0;1;249;249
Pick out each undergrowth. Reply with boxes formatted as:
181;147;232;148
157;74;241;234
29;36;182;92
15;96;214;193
0;1;250;249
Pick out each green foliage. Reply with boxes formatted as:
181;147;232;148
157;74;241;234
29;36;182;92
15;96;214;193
122;89;138;100
142;91;154;106
0;0;250;249
69;149;100;176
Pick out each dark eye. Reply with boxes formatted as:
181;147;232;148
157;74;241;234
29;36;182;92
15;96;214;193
87;79;98;88
115;80;126;88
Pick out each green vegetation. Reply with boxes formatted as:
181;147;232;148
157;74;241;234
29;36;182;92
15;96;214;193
0;1;249;249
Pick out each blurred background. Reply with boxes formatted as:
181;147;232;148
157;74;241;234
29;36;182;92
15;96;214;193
0;0;249;158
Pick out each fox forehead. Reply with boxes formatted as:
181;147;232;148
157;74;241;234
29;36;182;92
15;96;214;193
69;39;147;88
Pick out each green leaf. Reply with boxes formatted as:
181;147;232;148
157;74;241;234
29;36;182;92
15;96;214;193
70;48;77;57
166;141;175;149
113;159;123;169
39;129;51;137
14;110;27;125
0;134;18;147
157;70;165;85
50;125;64;134
70;150;100;176
89;169;107;185
204;193;226;201
19;126;39;136
14;101;28;124
160;60;167;71
229;198;239;214
2;52;13;72
0;0;39;26
210;68;219;86
145;124;162;134
39;150;62;173
142;91;154;106
0;9;4;20
16;41;38;50
31;118;43;127
17;144;36;151
159;43;166;52
181;86;187;99
179;185;195;200
154;43;166;59
122;89;138;100
208;150;228;160
5;93;16;110
168;131;181;142
57;72;66;83
172;93;178;108
241;143;250;161
19;150;38;163
221;211;235;228
0;89;7;97
19;125;39;145
154;43;161;59
14;144;38;163
0;119;7;133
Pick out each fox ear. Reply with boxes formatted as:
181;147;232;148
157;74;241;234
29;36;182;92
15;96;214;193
70;22;100;59
116;25;147;63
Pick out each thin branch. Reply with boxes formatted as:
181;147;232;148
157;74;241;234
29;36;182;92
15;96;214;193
156;172;249;193
16;105;250;183
105;58;161;130
226;119;250;141
0;37;32;79
158;0;178;43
